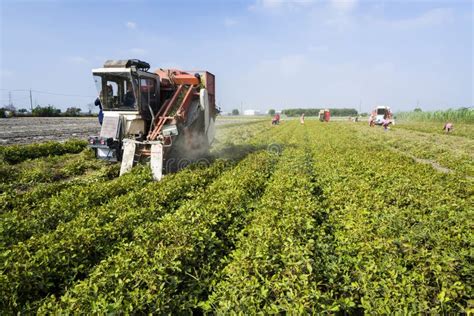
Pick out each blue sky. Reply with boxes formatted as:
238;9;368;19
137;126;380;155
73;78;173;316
0;0;472;113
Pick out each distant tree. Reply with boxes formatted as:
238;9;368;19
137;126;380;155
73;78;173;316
64;107;82;117
232;109;239;115
4;104;16;113
414;108;422;112
32;105;61;117
282;108;358;117
268;109;276;115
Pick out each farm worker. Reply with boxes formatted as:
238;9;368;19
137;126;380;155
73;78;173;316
443;122;453;133
124;84;136;107
368;114;375;127
383;119;392;131
94;97;103;125
300;113;305;124
272;113;280;125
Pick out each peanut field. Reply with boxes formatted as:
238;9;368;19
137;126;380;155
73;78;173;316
0;119;472;314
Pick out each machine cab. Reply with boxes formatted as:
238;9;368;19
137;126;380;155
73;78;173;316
90;60;161;160
93;59;160;120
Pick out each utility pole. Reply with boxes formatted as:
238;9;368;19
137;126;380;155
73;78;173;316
29;89;33;111
8;91;12;107
240;101;243;115
359;100;362;114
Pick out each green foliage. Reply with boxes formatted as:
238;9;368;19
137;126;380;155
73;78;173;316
1;161;230;312
232;109;239;115
32;105;61;117
282;108;358;117
0;166;151;249
64;107;81;117
38;151;276;313
0;120;471;314
268;109;276;115
207;146;331;313
396;108;473;123
0;139;87;164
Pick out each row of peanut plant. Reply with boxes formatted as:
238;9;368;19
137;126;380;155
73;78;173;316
1;120;470;313
0;166;151;249
349;122;474;177
0;164;119;214
1;160;231;312
206;135;331;313
305;122;472;313
0;149;108;192
38;151;278;313
0;139;87;164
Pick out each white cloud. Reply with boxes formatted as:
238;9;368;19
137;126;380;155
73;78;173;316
224;17;238;27
249;0;315;11
330;0;358;11
126;21;137;29
387;8;454;29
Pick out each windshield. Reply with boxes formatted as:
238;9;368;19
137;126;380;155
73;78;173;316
376;108;386;115
93;72;138;110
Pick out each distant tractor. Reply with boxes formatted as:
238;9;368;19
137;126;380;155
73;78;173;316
88;59;217;180
319;109;330;122
373;106;393;125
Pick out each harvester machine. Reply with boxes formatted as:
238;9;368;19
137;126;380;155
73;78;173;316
88;59;217;180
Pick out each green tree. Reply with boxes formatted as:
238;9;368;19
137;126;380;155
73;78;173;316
268;109;276;115
32;105;61;117
64;107;81;117
232;109;239;115
414;108;422;112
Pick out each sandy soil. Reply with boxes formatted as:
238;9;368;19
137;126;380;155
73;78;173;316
0;117;101;145
0;116;264;145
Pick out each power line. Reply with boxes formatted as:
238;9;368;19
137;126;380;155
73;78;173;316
0;88;95;98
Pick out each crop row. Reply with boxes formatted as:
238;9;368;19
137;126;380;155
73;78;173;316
348;123;474;177
1;120;470;313
38;151;277;313
0;149;108;192
0;139;87;164
0;165;151;249
206;145;329;313
394;121;474;140
306;122;472;313
0;160;230;312
0;163;119;215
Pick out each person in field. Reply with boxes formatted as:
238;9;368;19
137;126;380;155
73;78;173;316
300;113;305;124
443;122;453;133
368;114;375;127
272;113;280;125
383;119;392;131
94;97;103;125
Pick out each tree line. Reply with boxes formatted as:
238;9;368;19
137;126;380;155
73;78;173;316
0;105;89;118
282;108;358;117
